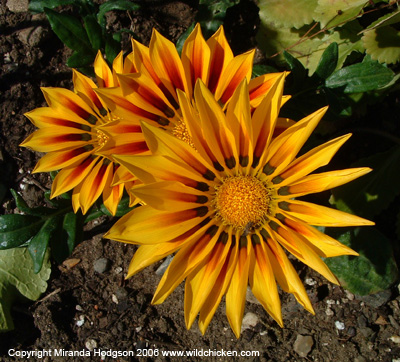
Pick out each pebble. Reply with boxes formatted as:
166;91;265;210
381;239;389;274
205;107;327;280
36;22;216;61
326;307;334;316
85;339;97;351
62;258;81;270
6;0;29;12
155;255;173;275
94;258;111;273
75;305;83;311
357;289;392;308
335;321;345;330
241;312;259;332
354;357;367;362
76;315;85;327
293;334;313;357
115;287;128;300
390;335;400;344
17;26;47;47
305;278;316;286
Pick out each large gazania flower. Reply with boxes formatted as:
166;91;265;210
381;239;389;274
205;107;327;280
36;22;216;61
105;75;373;337
21;52;148;215
96;24;290;150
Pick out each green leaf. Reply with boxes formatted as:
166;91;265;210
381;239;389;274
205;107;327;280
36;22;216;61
176;23;195;55
28;216;62;273
11;189;55;217
0;214;43;250
44;7;93;52
0;248;51;331
258;0;318;29
314;42;338;79
314;0;367;28
83;14;103;50
97;0;140;27
283;50;307;87
66;50;96;68
325;57;394;93
28;0;76;13
105;35;121;64
251;64;279;78
325;227;398;295
331;145;400;219
362;12;400;65
197;0;239;35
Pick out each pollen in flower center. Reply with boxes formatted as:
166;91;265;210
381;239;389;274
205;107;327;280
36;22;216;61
172;120;195;149
213;175;272;230
96;129;109;147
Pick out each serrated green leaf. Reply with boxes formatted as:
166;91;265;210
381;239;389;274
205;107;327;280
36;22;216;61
28;216;62;273
83;14;103;50
314;0;367;28
325;227;398;295
0;248;51;331
28;0;76;13
314;42;338;79
325;57;394;93
331;145;400;219
258;0;318;29
362;23;400;65
0;214;43;250
44;7;93;52
257;19;363;74
97;0;140;27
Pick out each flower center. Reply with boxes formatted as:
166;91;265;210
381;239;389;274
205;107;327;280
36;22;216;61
172;120;195;149
213;175;273;230
96;129;109;147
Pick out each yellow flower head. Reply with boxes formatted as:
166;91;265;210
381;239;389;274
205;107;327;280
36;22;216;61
96;24;289;154
21;52;148;215
105;75;374;338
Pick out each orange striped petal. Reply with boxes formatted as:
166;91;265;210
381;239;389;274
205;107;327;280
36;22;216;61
149;29;188;102
282;200;375;226
131;181;208;211
264;235;314;314
78;158;112;214
33;148;92;173
51;156;99;198
277;134;352;186
226;238;253;338
283;168;372;197
249;239;282;326
72;69;103;112
94;51;114;87
21;127;91;153
206;26;234;93
112;51;124;84
215;50;255;104
265;107;328;177
152;225;220;304
248;72;287;108
181;23;211;97
105;205;209;245
102;167;124;216
184;237;231;329
198;236;238;334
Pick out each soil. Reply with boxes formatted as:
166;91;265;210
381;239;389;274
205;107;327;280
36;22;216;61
1;0;400;361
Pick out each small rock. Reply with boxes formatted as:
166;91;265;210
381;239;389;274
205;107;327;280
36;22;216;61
389;315;400;330
335;321;345;330
390;335;400;344
359;327;374;338
345;290;355;301
155;255;173;275
115;287;128;300
18;26;47;47
241;312;259;332
85;339;97;351
62;258;81;270
357;289;392;308
347;326;356;337
326;307;334;316
293;334;313;358
6;0;29;12
94;258;111;273
75;305;83;311
76;315;85;327
112;294;119;304
354;357;367;362
375;315;389;325
114;266;123;274
305;278;316;286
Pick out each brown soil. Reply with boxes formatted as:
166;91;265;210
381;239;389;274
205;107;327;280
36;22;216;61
1;0;400;361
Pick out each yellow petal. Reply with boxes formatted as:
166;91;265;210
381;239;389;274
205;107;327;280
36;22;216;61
181;23;211;97
102;173;124;216
248;72;287;108
152;225;220;304
284;168;372;197
226;238;252;338
282;200;375;226
249;239;283;326
105;205;210;245
149;29;188;103
94;50;114;87
215;50;255;104
72;69;103;112
277;134;352;186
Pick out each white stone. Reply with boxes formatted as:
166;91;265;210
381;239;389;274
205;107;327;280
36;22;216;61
241;312;259;332
389;335;400;344
335;321;345;330
85;339;97;351
293;335;313;357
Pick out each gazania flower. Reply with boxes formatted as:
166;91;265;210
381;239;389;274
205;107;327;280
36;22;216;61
96;24;290;151
105;75;373;337
21;52;148;215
